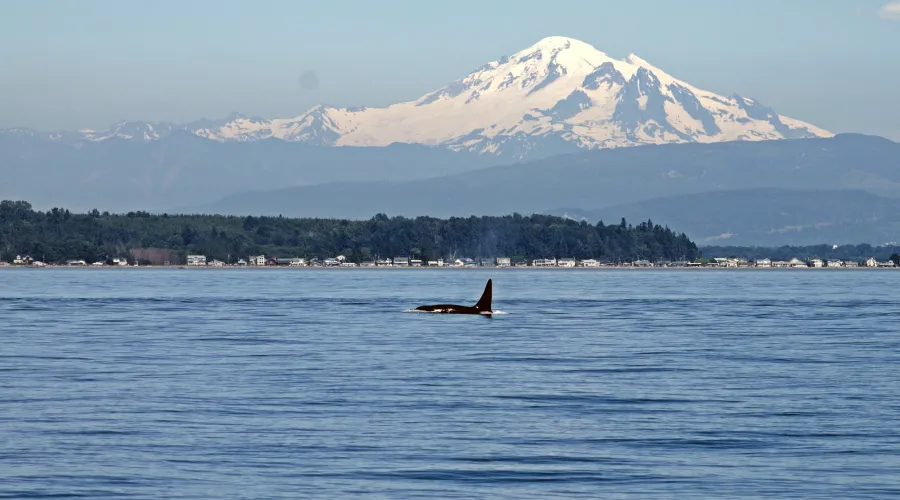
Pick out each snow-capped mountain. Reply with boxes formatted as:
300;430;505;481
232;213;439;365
4;36;830;159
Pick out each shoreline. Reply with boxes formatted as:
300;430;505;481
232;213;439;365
1;265;897;271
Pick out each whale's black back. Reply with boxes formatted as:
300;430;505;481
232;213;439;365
415;279;492;315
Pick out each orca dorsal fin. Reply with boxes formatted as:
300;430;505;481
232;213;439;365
474;279;492;312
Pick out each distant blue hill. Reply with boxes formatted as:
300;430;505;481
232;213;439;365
0;131;496;212
187;134;900;245
552;188;900;246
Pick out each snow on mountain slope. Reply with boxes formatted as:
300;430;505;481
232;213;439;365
5;36;830;159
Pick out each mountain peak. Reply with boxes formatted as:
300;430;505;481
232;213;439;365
20;35;832;158
522;36;597;53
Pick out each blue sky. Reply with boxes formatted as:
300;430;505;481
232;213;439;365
1;0;898;139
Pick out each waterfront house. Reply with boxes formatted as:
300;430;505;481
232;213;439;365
581;259;600;267
844;261;859;268
12;255;32;265
112;257;129;266
268;257;299;266
513;260;528;267
236;259;247;266
756;258;772;268
462;258;476;267
324;258;340;267
865;257;878;267
810;259;824;268
291;258;306;267
772;260;790;268
394;257;410;267
248;255;266;266
66;260;87;266
341;262;358;267
410;259;423;267
789;258;807;268
496;257;511;267
558;258;577;268
826;259;843;268
713;257;728;267
376;258;393;267
878;260;896;267
361;260;376;267
426;259;444;267
208;259;226;267
186;255;207;266
91;261;105;266
532;258;557;267
633;260;653;267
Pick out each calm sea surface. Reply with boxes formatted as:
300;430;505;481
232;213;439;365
1;269;899;499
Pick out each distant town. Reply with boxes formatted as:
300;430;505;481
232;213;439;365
2;254;897;269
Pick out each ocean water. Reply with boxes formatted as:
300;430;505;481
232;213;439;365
1;268;899;499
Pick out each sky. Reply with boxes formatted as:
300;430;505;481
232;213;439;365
1;0;899;139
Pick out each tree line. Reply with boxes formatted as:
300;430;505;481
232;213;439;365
0;200;699;265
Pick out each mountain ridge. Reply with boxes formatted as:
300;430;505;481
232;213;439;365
2;36;830;160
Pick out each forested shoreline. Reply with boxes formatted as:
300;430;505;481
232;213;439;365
0;200;698;265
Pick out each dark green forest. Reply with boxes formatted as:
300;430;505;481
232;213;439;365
0;200;699;264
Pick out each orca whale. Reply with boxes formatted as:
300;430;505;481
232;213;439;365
415;279;492;315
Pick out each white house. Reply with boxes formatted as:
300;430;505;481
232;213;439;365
826;259;843;268
496;257;511;267
772;260;790;268
394;257;409;267
236;258;247;266
532;258;557;267
186;255;206;266
249;255;266;266
580;259;600;267
810;259;824;268
112;257;129;266
341;261;358;267
558;258;577;268
756;258;772;268
790;258;808;268
427;259;444;267
66;259;87;266
410;259;423;267
208;259;226;267
865;257;878;268
91;261;105;266
844;261;858;268
376;258;393;267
